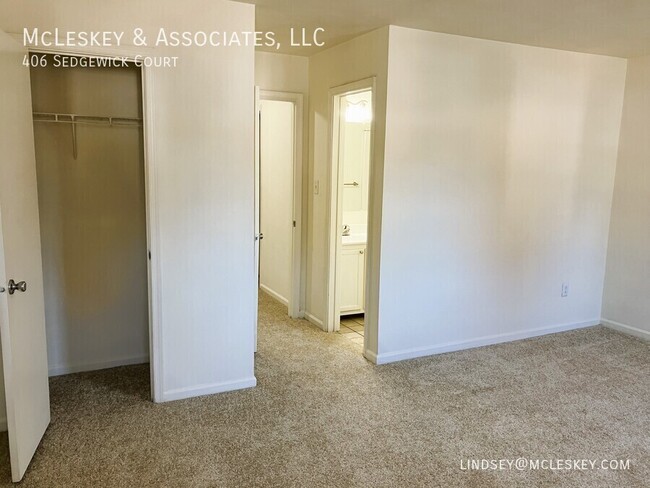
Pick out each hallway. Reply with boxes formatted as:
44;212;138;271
0;293;647;487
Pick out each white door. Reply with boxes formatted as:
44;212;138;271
0;30;51;482
259;100;295;306
253;86;260;351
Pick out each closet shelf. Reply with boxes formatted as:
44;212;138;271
32;112;142;160
32;112;142;127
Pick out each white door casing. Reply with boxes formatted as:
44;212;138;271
0;30;51;482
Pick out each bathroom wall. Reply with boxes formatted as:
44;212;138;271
341;91;371;235
602;54;650;339
376;26;627;362
30;57;149;376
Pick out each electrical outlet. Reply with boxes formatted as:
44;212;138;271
314;180;320;195
561;283;569;297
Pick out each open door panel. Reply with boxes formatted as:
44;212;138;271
0;29;51;482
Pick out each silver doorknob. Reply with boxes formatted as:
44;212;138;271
7;279;27;295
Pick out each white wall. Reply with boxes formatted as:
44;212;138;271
307;27;389;354
254;52;309;179
1;0;257;401
377;26;627;362
255;51;309;94
602;55;650;339
259;100;294;305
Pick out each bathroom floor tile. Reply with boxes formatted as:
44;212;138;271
338;327;356;335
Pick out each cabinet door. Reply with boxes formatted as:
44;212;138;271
356;247;366;313
339;247;365;314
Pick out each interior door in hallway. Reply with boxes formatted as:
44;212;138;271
259;99;295;307
0;30;51;482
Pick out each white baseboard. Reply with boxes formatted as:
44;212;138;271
0;417;6;433
304;311;326;331
601;318;650;341
374;319;600;365
161;376;257;402
260;284;289;307
48;355;150;377
363;348;378;364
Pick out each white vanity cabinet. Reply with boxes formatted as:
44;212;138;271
339;243;366;315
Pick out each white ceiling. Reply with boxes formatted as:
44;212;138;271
238;0;650;58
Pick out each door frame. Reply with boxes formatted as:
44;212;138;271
256;89;304;319
18;41;163;402
325;78;376;338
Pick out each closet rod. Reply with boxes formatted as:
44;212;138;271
32;112;142;127
32;112;142;160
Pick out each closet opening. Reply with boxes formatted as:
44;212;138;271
29;53;152;398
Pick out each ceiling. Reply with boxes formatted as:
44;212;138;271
238;0;650;58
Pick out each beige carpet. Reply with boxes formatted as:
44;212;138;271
1;293;648;487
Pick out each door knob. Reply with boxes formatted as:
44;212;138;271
7;279;27;295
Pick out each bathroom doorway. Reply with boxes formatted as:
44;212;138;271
326;80;375;353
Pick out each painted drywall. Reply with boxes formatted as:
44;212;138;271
602;55;650;339
259;100;294;305
255;51;309;94
30;58;149;376
377;26;627;362
249;0;650;58
0;0;257;401
307;27;389;355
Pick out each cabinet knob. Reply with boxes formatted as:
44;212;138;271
359;250;364;254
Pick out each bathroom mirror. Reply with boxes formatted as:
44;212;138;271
340;91;371;215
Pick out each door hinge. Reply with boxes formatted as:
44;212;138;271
293;220;296;228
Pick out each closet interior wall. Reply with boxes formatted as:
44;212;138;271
30;55;150;376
